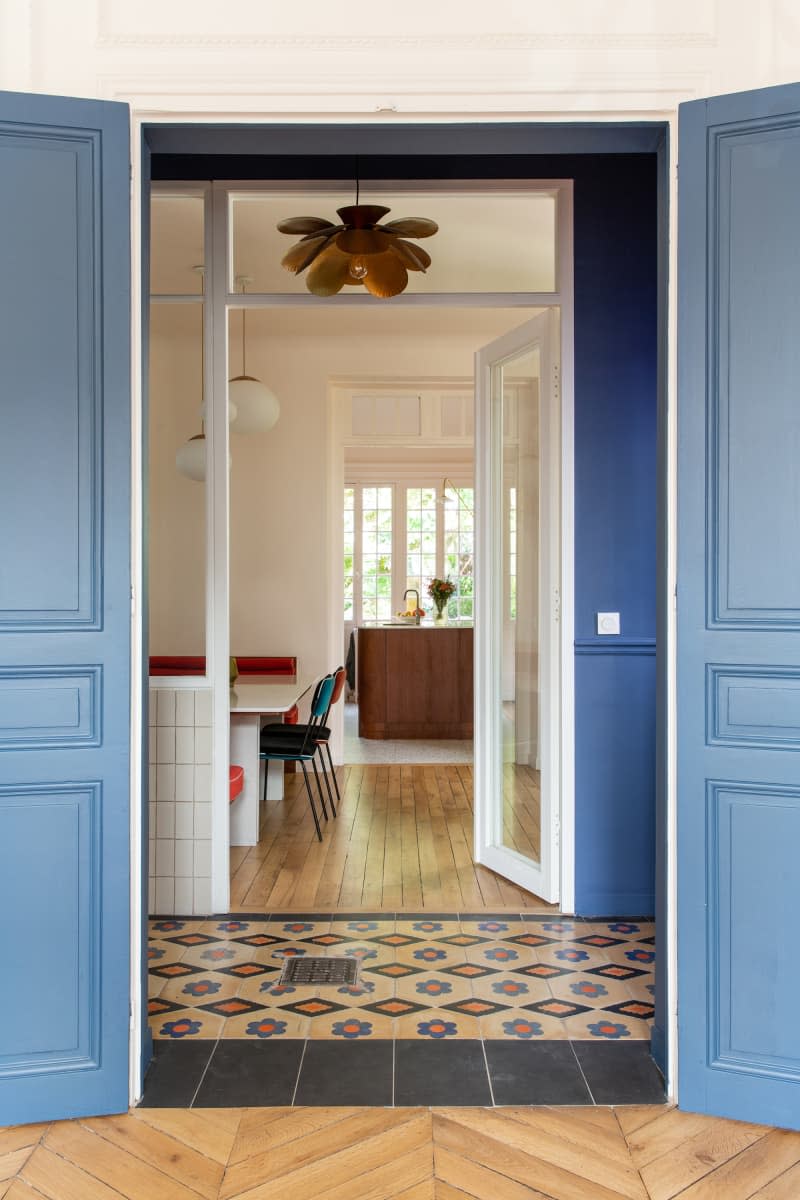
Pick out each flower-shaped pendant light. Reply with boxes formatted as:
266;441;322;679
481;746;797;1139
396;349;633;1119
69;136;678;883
278;197;438;297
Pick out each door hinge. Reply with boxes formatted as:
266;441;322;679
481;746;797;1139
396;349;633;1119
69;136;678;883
554;588;561;622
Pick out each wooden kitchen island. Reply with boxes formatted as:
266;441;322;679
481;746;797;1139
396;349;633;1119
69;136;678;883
357;624;473;739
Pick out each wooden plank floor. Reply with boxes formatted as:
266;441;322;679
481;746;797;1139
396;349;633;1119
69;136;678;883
6;1105;800;1199
230;763;552;912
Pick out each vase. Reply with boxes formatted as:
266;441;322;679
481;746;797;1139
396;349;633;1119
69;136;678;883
433;601;447;623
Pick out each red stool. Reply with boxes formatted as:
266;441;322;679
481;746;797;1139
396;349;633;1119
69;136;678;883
229;764;244;804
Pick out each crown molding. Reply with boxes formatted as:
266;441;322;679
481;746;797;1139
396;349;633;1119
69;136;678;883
96;31;717;50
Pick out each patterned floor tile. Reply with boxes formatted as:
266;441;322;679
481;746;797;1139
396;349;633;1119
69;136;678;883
458;918;519;937
548;973;634;1009
395;1011;482;1040
331;917;396;936
480;1010;566;1041
395;917;453;937
471;973;552;1007
147;915;655;1044
152;1007;225;1040
395;970;472;1006
220;1009;309;1039
394;941;467;969
158;973;242;1007
564;1010;652;1040
307;1008;394;1040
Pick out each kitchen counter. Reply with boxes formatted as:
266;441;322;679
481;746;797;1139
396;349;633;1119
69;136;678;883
357;624;473;739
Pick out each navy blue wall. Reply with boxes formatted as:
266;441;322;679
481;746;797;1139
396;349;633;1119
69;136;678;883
571;156;658;915
151;138;659;919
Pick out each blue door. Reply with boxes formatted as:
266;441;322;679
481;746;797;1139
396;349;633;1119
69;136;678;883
678;82;800;1128
0;91;131;1124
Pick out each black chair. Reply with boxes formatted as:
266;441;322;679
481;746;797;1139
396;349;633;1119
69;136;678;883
260;664;346;819
259;673;335;842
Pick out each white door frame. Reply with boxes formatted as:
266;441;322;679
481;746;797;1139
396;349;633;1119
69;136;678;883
130;118;675;1105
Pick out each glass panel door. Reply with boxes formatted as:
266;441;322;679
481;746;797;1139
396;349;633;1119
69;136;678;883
475;311;560;902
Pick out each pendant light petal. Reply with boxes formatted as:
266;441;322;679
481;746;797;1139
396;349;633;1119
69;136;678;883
380;217;439;238
305;244;353;296
387;239;431;272
300;224;344;241
281;234;331;274
277;216;337;234
361;252;409;298
335;228;393;256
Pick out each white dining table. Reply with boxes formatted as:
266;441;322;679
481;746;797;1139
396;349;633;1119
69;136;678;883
229;675;315;846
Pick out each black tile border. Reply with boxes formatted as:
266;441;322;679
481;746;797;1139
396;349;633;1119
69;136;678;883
139;1037;665;1109
484;1040;593;1106
150;911;657;923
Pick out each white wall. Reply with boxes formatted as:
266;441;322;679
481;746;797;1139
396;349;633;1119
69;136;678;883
228;315;509;679
2;2;798;118
149;305;206;655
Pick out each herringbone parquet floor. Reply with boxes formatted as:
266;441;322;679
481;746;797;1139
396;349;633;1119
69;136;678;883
4;1104;800;1199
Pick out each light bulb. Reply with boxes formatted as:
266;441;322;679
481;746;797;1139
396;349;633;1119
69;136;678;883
348;257;369;280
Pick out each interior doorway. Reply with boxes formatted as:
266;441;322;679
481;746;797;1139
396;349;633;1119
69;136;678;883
142;126;662;1094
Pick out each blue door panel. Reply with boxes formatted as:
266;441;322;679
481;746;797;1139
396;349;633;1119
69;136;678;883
0;90;131;1125
678;81;800;1128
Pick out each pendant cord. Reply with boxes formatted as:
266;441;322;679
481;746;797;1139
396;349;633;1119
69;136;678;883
241;279;247;376
355;154;360;206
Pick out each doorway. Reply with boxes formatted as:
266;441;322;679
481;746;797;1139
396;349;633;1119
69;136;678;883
142;126;665;1101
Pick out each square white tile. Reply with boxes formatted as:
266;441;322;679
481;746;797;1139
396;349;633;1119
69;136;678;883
194;802;212;839
155;764;175;805
174;839;194;878
194;689;212;726
175;764;195;806
193;765;212;804
175;802;194;839
154;877;175;914
156;726;176;766
157;689;176;727
155;838;175;877
194;725;212;764
156;801;175;839
173;877;194;913
175;690;195;727
175;726;195;765
193;878;211;914
193;839;212;877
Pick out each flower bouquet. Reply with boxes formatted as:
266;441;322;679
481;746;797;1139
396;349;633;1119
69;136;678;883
427;576;455;621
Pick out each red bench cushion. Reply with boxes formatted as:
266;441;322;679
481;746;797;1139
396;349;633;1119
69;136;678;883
150;655;297;677
235;656;297;675
149;656;206;676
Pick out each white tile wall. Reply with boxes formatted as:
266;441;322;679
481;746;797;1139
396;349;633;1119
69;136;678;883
148;685;213;916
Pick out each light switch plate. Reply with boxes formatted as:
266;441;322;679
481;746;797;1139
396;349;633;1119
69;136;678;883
596;612;620;635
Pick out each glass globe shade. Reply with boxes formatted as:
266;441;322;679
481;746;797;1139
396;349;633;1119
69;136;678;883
175;433;206;482
228;375;280;434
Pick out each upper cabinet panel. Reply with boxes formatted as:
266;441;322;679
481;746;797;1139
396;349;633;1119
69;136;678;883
710;119;800;627
0;130;100;629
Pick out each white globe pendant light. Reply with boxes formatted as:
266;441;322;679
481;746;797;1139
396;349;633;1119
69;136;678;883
228;278;280;434
228;375;280;433
175;432;206;482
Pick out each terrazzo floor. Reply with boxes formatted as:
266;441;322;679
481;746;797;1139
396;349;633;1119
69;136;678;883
343;703;473;764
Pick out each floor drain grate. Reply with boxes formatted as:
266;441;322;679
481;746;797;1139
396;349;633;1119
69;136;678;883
281;956;359;986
